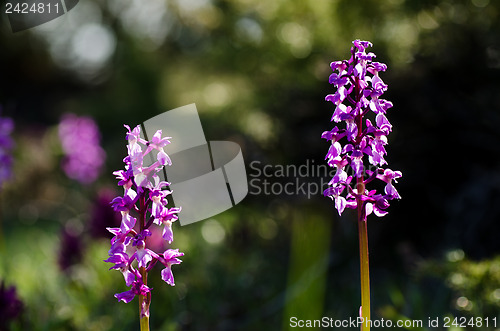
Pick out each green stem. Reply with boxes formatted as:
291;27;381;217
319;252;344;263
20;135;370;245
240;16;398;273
140;314;149;331
140;317;149;331
139;266;150;331
139;195;150;331
0;192;4;251
353;51;370;331
357;189;371;331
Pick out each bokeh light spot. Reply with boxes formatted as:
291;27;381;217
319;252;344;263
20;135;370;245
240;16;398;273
71;23;115;67
201;219;225;244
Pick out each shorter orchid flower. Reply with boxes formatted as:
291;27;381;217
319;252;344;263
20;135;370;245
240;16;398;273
105;125;184;330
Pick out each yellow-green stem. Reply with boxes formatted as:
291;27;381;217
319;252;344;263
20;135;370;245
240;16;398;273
139;266;149;331
0;193;4;251
140;315;149;331
139;195;150;331
358;204;371;331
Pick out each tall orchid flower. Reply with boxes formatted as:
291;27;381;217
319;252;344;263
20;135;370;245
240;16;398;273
323;40;402;330
106;125;183;331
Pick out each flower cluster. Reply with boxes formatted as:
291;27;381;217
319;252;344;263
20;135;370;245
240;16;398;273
323;40;402;217
58;113;105;184
0;112;14;190
105;125;183;318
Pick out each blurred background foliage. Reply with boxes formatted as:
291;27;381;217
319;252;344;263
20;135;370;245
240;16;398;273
1;0;500;329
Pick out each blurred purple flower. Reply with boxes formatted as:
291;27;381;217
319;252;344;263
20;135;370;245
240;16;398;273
323;40;402;217
58;113;105;184
58;224;84;272
0;281;23;328
88;189;122;239
0;112;14;190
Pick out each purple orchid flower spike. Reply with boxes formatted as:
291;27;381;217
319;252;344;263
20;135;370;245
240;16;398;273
323;40;402;218
322;40;402;331
105;125;184;330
